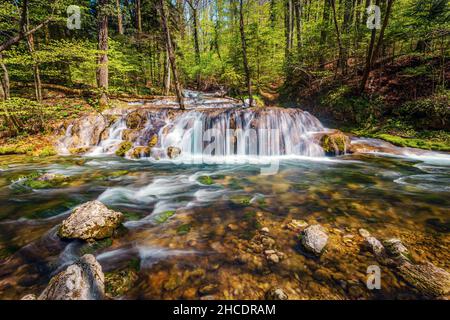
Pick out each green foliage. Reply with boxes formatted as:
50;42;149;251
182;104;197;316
177;224;191;235
397;94;449;130
321;86;384;125
153;210;176;224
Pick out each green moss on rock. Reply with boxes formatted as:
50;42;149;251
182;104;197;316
115;141;133;157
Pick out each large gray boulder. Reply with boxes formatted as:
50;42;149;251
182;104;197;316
301;224;328;255
38;254;104;300
58;201;124;241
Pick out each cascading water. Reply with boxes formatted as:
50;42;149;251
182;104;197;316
57;92;329;159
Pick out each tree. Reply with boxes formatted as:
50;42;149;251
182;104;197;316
158;0;185;110
97;0;109;107
239;0;252;107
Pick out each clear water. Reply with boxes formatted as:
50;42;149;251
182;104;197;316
0;151;449;299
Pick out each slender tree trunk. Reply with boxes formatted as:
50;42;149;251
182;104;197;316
97;0;109;108
319;0;330;68
372;0;395;66
330;0;344;76
136;0;142;35
294;0;302;52
239;0;252;107
0;53;10;100
192;7;201;88
360;0;381;93
158;0;185;110
116;0;124;35
23;7;42;102
164;49;171;95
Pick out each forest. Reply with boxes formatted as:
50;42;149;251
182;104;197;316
0;0;448;154
0;0;449;302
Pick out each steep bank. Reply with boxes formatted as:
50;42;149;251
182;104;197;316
282;55;450;152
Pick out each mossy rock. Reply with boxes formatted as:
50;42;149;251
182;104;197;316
69;147;91;155
130;146;151;159
153;210;176;224
126;112;144;129
122;129;139;142
148;134;158;148
105;269;139;298
230;195;252;207
177;224;191;235
198;175;214;185
320;131;350;156
21;173;69;190
115;141;133;157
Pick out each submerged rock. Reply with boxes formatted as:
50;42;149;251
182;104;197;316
38;254;104;300
266;288;288;300
319;130;350;156
301;224;328;255
398;262;450;297
286;219;308;232
360;232;450;297
167;146;181;159
58;200;124;241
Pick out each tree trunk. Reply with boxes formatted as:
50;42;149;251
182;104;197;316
23;5;42;102
97;0;109;108
117;0;124;35
187;1;201;89
372;0;395;66
239;0;252;107
164;49;171;96
158;0;185;110
0;53;10;100
319;0;330;68
360;0;381;93
294;0;302;52
329;0;344;76
136;0;142;35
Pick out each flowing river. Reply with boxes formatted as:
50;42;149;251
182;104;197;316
0;92;449;299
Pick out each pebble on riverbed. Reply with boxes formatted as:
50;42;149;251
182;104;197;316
301;224;329;256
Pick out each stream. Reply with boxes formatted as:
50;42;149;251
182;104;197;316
0;92;449;299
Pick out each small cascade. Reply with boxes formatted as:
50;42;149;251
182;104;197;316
88;118;127;156
57;92;329;159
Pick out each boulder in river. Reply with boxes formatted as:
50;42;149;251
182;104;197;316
319;130;350;156
38;254;104;300
301;224;328;255
167;146;181;159
58;200;124;241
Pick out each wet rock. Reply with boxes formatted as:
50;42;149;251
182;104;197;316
261;236;276;248
105;269;139;298
398;262;450;297
115;141;132;157
58;200;124;241
260;227;270;234
130;146;151;159
285;219;308;232
264;249;285;264
227;223;239;231
122;129;139;142
301;224;328;255
167;146;181;159
359;229;387;259
198;284;219;295
21;294;37;300
38;254;104;300
383;238;410;261
69;147;91;155
148;134;158;148
126;112;144;129
319;130;350;156
266;288;288;300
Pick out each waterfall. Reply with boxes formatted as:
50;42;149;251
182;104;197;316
57;94;328;159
